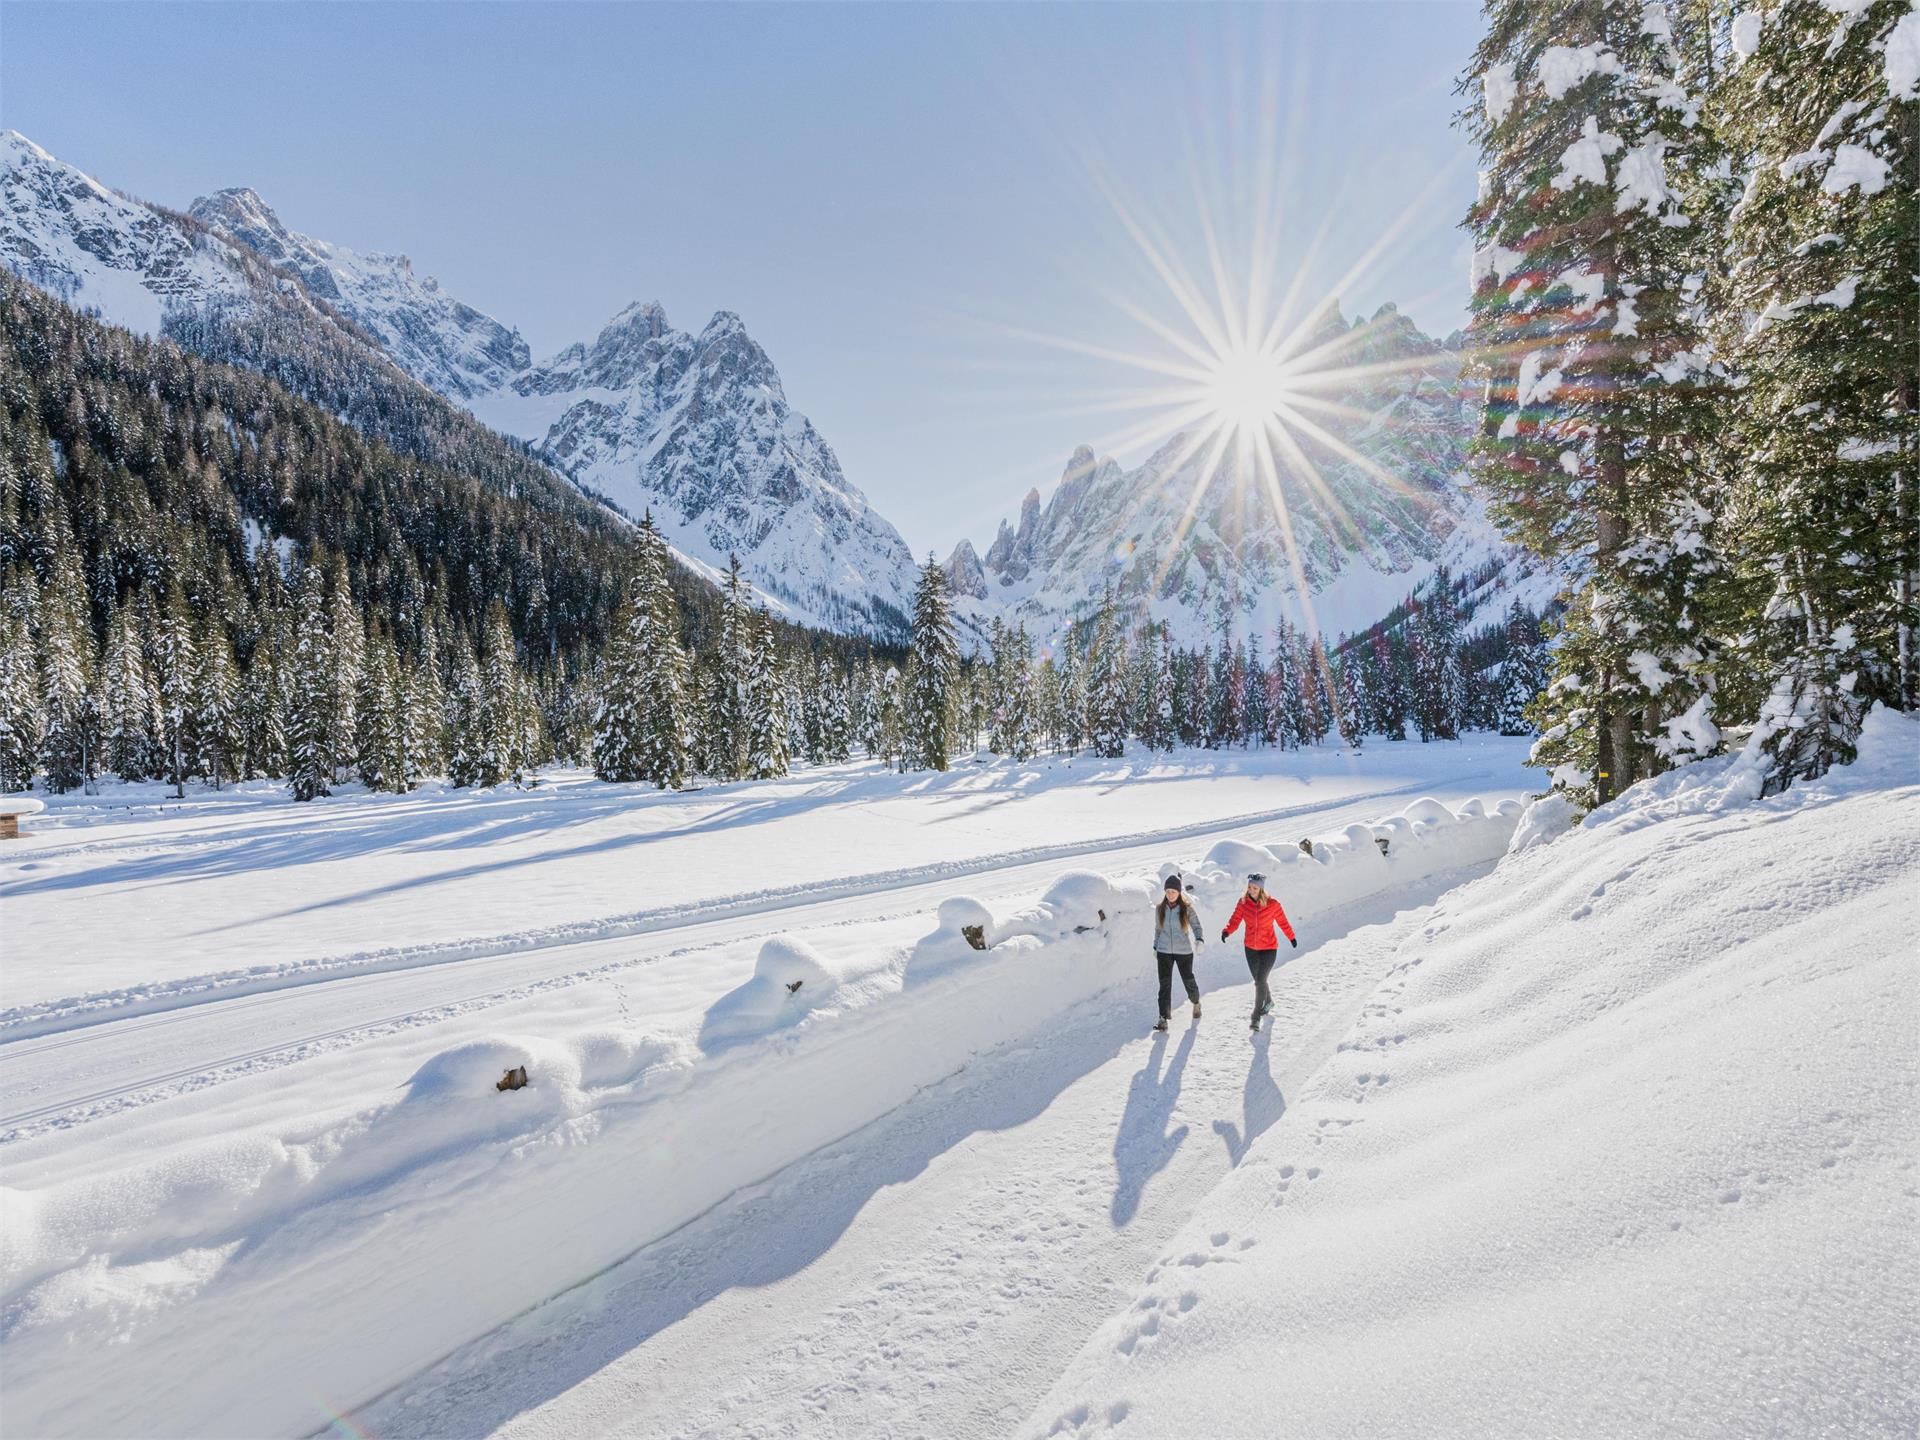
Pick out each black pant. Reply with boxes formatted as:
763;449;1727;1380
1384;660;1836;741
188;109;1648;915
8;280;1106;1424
1156;950;1199;1018
1245;948;1278;1016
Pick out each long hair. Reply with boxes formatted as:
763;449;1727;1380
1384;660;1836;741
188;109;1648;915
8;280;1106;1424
1156;895;1194;932
1246;883;1269;906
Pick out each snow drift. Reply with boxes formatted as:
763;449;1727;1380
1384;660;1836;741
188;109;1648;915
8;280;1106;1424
1024;707;1920;1438
0;795;1521;1437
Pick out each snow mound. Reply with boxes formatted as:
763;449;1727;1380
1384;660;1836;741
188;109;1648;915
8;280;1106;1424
1507;791;1577;852
699;936;844;1046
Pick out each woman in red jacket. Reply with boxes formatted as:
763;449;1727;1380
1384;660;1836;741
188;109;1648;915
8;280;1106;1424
1221;872;1297;1032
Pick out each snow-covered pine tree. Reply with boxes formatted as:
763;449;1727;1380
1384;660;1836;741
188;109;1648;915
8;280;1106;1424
37;541;93;792
444;631;486;788
1333;653;1366;749
984;617;1011;754
1002;623;1038;761
1055;639;1087;756
1716;0;1918;790
354;625;409;793
191;618;242;789
1497;601;1549;735
287;566;335;801
475;602;528;787
871;664;904;769
1233;636;1265;746
407;621;446;778
1140;623;1175;752
594;516;691;788
1463;0;1720;801
325;555;363;787
1086;588;1130;758
1410;595;1462;742
0;605;40;791
818;661;854;763
745;606;791;780
98;600;154;781
151;585;198;798
904;556;959;771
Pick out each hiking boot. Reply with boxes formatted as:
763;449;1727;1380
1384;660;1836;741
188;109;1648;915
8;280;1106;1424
1191;1001;1202;1020
1153;1017;1169;1032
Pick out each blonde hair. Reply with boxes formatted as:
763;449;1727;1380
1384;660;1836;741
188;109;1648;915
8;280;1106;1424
1246;883;1269;905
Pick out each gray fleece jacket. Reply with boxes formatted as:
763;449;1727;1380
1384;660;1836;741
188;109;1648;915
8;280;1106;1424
1152;899;1205;956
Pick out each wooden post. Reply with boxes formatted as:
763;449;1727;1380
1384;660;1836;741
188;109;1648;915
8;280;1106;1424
0;814;18;841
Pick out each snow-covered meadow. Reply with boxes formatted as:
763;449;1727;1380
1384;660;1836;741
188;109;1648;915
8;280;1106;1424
2;738;1536;1435
3;718;1915;1438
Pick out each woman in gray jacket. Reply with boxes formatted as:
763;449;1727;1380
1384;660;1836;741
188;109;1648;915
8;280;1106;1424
1151;873;1205;1031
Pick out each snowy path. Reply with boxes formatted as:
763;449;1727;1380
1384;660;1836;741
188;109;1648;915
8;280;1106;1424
0;780;1486;1145
359;876;1468;1440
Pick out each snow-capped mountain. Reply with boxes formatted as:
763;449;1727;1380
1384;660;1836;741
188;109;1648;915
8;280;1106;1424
187;186;529;400
951;304;1554;646
0;131;918;637
470;303;919;636
0;130;298;335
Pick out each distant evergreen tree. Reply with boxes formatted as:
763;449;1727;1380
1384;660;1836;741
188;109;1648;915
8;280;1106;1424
870;664;904;769
287;566;334;802
1086;588;1130;758
904;557;959;771
1140;623;1176;752
355;625;410;794
325;555;363;787
99;600;156;781
37;541;93;793
1243;637;1274;747
0;607;39;791
745;607;791;780
152;585;199;797
1333;654;1365;750
1055;640;1087;756
191;618;243;789
594;516;691;788
1497;603;1548;736
444;632;486;788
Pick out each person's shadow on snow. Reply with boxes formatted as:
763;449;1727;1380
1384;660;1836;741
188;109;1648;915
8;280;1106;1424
1212;1030;1286;1166
1110;1024;1196;1226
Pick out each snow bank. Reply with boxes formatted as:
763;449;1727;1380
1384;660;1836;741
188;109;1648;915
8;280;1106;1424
0;794;1522;1437
1025;710;1920;1438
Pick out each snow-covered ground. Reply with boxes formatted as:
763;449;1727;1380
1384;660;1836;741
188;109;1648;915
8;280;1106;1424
4;721;1914;1439
0;739;1534;1437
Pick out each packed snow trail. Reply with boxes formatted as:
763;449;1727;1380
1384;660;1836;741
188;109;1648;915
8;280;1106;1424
361;878;1470;1440
0;778;1484;1142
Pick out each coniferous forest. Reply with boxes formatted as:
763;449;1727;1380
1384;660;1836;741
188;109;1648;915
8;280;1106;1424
1462;0;1915;803
1;0;1912;808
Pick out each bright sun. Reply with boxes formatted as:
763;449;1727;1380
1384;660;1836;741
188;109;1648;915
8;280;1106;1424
1204;350;1293;434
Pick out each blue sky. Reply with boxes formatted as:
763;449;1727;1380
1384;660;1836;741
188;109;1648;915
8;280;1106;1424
3;1;1482;557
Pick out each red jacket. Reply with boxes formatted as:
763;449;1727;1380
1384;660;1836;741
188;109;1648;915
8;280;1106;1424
1224;894;1295;949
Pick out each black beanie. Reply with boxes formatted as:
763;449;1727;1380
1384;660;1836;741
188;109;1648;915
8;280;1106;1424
1163;874;1182;892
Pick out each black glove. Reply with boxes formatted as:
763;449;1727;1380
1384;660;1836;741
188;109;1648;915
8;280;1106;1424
1289;937;1298;948
1219;929;1229;943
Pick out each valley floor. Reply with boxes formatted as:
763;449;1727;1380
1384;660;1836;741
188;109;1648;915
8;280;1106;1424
3;724;1915;1438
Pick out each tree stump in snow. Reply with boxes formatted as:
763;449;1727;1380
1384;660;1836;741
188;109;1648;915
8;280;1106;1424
0;798;45;839
960;924;988;951
1298;838;1314;856
496;1065;528;1092
1374;836;1390;857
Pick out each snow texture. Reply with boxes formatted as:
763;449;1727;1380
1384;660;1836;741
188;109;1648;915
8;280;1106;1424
0;776;1526;1437
1024;707;1920;1439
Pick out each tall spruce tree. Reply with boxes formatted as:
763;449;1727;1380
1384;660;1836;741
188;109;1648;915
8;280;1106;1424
1086;588;1130;758
904;556;959;771
594;516;691;789
286;566;334;801
1717;0;1918;789
1463;0;1720;802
